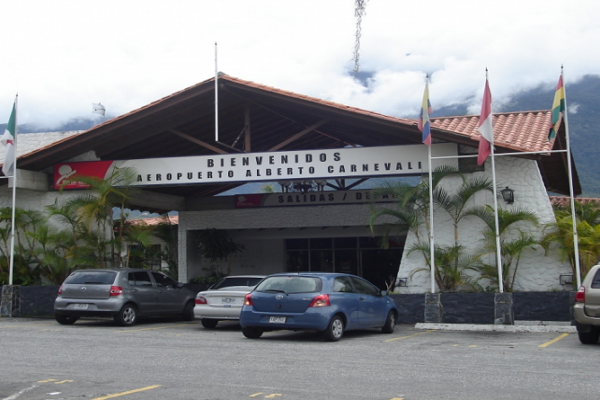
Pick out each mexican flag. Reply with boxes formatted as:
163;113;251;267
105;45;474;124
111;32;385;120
1;100;16;177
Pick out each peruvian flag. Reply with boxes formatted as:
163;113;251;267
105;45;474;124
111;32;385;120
477;77;494;165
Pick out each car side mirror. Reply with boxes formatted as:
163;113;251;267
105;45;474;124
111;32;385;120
380;290;388;296
176;282;185;289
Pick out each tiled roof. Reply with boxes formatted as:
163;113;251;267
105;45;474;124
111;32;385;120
431;110;556;153
127;215;179;226
549;196;600;207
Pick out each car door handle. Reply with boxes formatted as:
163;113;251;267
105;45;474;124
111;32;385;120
359;297;366;300
132;289;138;293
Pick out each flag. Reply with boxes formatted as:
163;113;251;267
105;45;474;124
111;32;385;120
548;74;565;141
1;100;16;176
92;102;106;116
477;78;493;165
418;79;433;145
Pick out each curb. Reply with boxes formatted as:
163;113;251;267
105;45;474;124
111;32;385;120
415;322;576;333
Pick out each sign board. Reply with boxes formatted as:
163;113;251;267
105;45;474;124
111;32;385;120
235;189;398;208
53;144;458;190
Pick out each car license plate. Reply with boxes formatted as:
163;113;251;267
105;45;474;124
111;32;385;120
74;304;89;310
269;316;286;324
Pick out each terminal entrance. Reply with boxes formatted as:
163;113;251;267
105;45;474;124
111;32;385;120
285;236;403;290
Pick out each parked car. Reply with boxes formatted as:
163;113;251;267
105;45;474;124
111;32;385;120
239;272;399;341
573;264;600;344
194;275;265;328
54;268;196;326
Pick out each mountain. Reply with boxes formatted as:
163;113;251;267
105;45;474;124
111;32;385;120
434;74;600;196
2;75;599;195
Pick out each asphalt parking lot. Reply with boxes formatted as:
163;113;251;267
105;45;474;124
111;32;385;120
1;317;598;400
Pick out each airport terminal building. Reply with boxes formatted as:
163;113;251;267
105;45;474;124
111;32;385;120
0;75;579;292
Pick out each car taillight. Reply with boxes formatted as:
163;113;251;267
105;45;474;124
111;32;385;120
109;286;123;296
244;293;253;306
575;286;585;303
195;296;207;305
309;294;330;307
58;285;63;295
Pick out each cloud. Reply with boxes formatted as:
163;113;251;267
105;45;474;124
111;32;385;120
1;0;598;127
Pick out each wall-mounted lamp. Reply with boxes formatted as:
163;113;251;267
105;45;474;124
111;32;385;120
501;186;514;204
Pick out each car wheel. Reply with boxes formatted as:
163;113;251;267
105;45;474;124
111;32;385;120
55;314;79;325
322;315;344;342
201;318;219;329
182;301;195;321
382;311;396;333
577;329;600;344
242;327;263;339
114;304;137;326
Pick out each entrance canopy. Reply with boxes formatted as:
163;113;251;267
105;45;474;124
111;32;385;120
10;74;580;212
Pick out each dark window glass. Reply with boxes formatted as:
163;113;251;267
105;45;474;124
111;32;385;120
64;271;117;285
334;237;356;249
286;250;309;272
350;277;379;296
129;271;152;287
310;238;332;249
358;236;380;249
151;272;177;287
286;238;308;250
592;270;600;289
310;250;333;272
211;277;263;289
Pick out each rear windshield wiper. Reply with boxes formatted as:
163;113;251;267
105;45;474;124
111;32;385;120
263;289;288;295
83;281;107;284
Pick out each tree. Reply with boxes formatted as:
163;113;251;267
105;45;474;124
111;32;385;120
468;205;540;291
542;201;600;283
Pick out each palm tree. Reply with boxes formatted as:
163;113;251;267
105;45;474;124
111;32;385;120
58;166;138;268
542;201;600;282
468;205;540;291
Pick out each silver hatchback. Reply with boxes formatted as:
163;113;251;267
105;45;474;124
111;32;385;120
54;268;196;326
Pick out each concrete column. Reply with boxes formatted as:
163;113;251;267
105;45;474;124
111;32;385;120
1;285;21;317
424;293;443;323
494;292;513;325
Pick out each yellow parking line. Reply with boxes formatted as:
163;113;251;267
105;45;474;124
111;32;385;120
92;385;161;399
115;323;194;333
384;329;436;342
0;322;55;328
538;333;569;348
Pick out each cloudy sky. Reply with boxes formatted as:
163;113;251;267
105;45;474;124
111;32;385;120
1;0;598;129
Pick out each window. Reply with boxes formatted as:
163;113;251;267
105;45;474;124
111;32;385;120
256;276;321;293
151;272;177;287
457;144;484;173
350;277;380;296
592;270;600;289
64;271;117;285
333;276;356;293
128;271;152;287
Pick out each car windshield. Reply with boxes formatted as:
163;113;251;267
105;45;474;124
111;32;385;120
64;271;117;285
212;277;264;289
255;276;321;294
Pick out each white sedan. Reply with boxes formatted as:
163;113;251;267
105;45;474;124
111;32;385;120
194;275;265;328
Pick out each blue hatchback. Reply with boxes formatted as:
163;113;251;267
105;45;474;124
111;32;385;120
239;272;399;341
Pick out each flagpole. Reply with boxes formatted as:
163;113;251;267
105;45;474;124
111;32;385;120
8;94;18;286
490;130;504;293
215;42;219;142
428;142;435;293
561;67;581;287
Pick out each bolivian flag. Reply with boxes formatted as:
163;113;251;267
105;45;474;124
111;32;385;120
548;75;565;141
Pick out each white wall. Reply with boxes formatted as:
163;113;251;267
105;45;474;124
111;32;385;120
397;156;572;293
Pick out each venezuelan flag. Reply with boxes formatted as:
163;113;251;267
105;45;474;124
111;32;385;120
418;80;433;145
548;74;565;141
